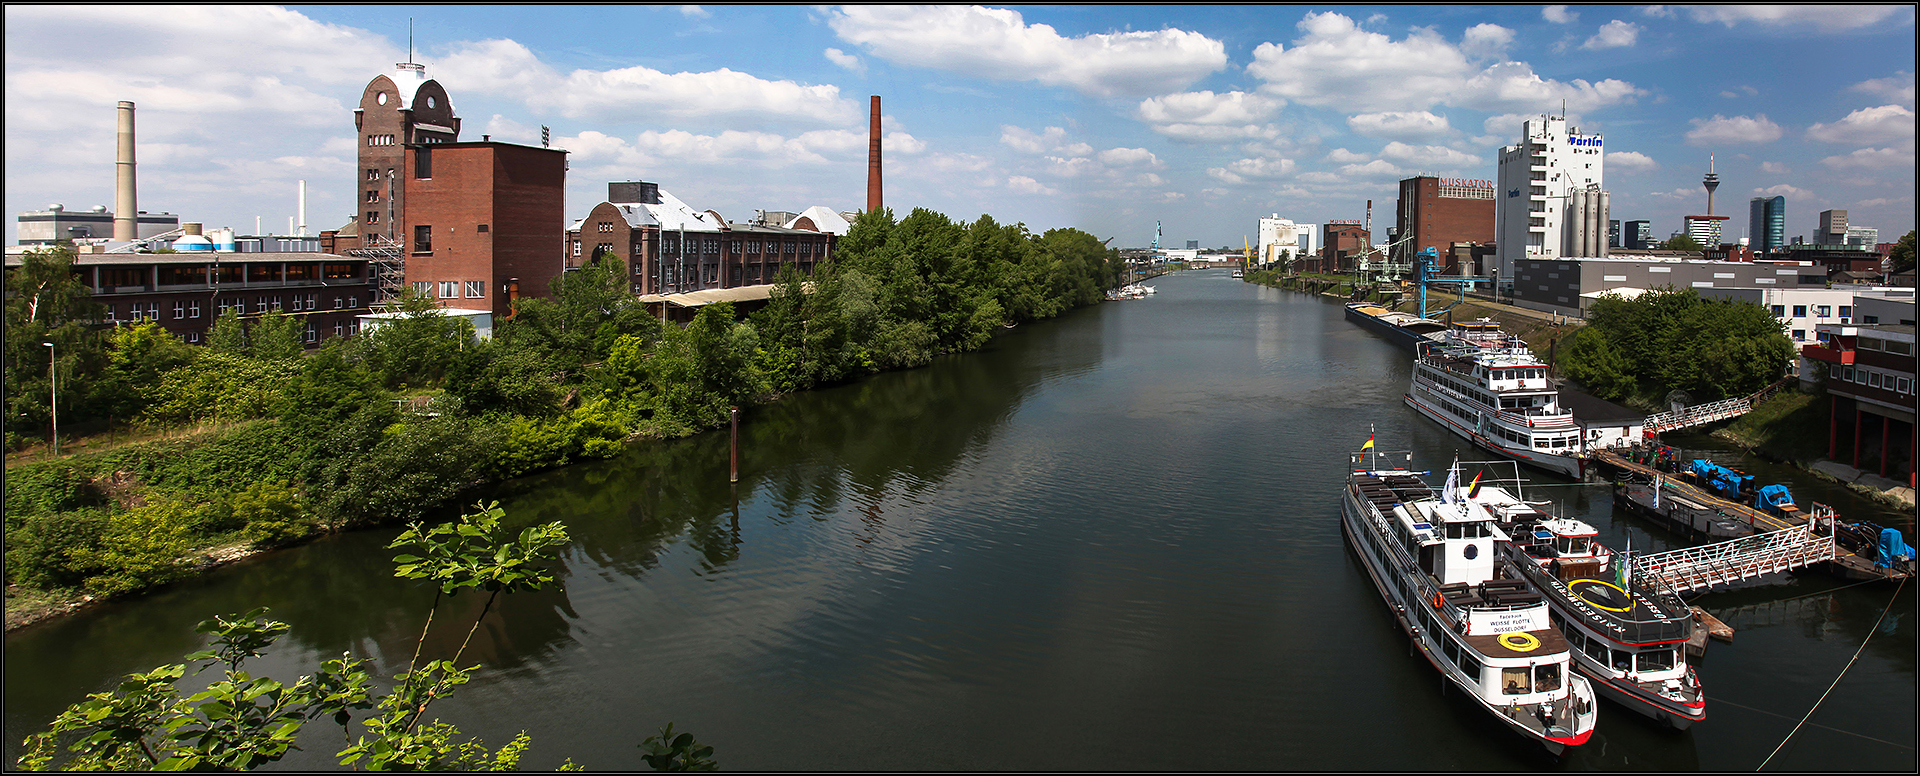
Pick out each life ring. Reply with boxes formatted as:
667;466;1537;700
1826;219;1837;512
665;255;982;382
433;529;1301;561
1498;632;1542;652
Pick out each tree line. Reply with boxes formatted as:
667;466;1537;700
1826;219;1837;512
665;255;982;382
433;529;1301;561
1555;286;1795;405
3;207;1122;601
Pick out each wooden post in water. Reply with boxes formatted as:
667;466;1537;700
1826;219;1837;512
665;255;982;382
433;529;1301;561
729;406;740;483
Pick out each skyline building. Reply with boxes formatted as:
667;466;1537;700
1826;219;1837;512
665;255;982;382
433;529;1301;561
1495;114;1607;286
1750;195;1786;254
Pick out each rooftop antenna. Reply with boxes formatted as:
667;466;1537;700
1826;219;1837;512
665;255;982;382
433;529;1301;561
409;18;413;64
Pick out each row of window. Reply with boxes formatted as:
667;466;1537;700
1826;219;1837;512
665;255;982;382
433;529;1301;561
367;134;396;146
1831;363;1915;396
412;280;487;300
1772;304;1853;319
1555;614;1678;676
571;238;824;258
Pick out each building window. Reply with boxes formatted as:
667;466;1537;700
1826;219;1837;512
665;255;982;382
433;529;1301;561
1869;371;1883;388
349;295;359;308
367;169;380;181
189;300;201;319
598;222;613;233
334;321;345;338
366;190;380;203
477;224;489;233
304;322;318;343
1792;305;1806;317
414;224;432;253
272;295;283;311
173;300;186;319
439;281;459;299
1792;329;1805;341
414;147;431;179
465;281;484;298
1900;377;1913;394
413;281;433;298
1839;305;1853;318
367;211;380;224
572;241;581;257
1770;305;1785;317
1815;305;1831;317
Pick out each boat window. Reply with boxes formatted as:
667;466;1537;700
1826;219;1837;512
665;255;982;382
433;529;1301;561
1611;648;1633;672
1502;666;1532;695
1584;638;1609;667
1564;627;1585;651
1637;649;1676;673
1442;637;1460;666
1535;663;1561;692
1460;654;1482;683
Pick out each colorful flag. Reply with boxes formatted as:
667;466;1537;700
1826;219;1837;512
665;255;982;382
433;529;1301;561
1440;460;1459;504
1361;435;1375;452
1467;470;1484;499
1652;475;1660;510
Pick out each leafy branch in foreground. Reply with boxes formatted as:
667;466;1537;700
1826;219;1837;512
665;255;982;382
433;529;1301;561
18;501;711;772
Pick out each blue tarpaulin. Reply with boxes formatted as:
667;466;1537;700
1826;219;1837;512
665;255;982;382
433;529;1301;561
1877;528;1915;569
1756;484;1793;510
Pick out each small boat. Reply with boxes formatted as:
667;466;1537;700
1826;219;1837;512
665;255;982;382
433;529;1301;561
1341;446;1598;755
1231;268;1244;278
1403;320;1584;479
1459;468;1704;729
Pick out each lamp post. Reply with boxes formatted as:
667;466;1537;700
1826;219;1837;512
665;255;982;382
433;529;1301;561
42;341;57;456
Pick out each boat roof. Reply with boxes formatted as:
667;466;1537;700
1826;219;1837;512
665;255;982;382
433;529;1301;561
1534;517;1599;538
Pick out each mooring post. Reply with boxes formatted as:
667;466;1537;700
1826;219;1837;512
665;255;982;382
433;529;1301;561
729;406;740;483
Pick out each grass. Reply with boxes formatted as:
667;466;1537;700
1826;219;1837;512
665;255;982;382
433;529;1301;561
1717;388;1828;464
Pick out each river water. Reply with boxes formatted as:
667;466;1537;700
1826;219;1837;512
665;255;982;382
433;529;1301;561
6;270;1913;770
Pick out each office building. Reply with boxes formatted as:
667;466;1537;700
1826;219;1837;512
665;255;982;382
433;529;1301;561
1749;196;1786;254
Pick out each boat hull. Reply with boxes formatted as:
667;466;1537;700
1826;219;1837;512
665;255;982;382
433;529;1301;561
1345;303;1447;351
1575;663;1703;730
1404;392;1583;479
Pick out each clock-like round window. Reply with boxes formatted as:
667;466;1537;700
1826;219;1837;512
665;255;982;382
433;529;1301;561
427;96;437;109
376;92;387;106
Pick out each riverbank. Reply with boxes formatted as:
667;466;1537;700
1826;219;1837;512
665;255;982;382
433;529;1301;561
1242;270;1577;348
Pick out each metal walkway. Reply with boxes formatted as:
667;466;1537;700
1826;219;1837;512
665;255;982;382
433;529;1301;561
1643;377;1793;434
1633;527;1835;595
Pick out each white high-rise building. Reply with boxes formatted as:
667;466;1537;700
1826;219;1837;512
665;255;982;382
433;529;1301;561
1495;115;1607;287
1256;214;1315;267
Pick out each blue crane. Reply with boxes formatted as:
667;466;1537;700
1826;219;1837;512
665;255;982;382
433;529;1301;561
1413;247;1488;320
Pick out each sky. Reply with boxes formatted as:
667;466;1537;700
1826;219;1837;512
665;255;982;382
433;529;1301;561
5;4;1915;250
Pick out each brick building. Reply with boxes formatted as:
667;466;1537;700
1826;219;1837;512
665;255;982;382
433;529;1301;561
1801;323;1917;487
1319;223;1370;274
322;62;566;318
1394;176;1494;272
566;181;834;296
4;246;373;346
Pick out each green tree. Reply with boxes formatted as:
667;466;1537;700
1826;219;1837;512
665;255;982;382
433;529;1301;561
95;321;198;421
1660;233;1704;252
1889;230;1915;274
349;289;475;390
4;246;108;443
15;502;656;772
141;352;295;425
250;310;306;363
206;307;248;356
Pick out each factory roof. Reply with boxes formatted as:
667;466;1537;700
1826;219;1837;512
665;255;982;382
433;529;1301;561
5;250;347;267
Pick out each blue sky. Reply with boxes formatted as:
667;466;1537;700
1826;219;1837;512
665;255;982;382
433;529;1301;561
6;5;1914;249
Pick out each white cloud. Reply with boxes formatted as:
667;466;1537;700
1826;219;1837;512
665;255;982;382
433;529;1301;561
1206;156;1298;185
1346;111;1453;141
1849;72;1915;107
1543;6;1579;24
1582;20;1640;49
1760;161;1791;174
826;6;1226;98
1325;148;1372;163
1642;6;1676;19
1248;13;1473;112
1136;90;1282;125
1806;105;1915;146
1606;150;1659;171
1007;175;1059;195
435;39;859;125
1096;147;1162;167
1044;156;1102;178
1684;5;1912;32
1378;142;1478;170
999;125;1090;155
1460;24;1515;61
1245;13;1645;114
1754;183;1814;198
678;6;711;18
1452;62;1645;114
1684;114;1783;145
1147;123;1283;143
824;48;865;75
1820;146;1916;170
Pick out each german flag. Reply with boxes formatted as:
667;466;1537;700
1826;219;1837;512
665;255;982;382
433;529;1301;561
1466;470;1484;499
1361;435;1375;452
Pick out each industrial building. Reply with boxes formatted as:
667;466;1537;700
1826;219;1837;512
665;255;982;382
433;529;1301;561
321;61;567;319
1394;176;1494;273
566;181;838;298
1495;114;1609;289
1255;214;1315;269
1507;256;1832;317
1800;321;1918;488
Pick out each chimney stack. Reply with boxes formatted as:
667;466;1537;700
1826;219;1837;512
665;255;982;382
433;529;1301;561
298;180;308;237
867;95;882;214
114;101;137;241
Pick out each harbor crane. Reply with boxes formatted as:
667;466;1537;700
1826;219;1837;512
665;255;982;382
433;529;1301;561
1412;246;1487;319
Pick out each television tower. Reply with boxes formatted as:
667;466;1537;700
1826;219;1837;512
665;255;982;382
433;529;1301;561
1702;153;1719;216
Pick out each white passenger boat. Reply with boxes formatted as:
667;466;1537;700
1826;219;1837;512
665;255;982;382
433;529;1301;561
1403;320;1583;478
1341;447;1598;755
1459;476;1704;730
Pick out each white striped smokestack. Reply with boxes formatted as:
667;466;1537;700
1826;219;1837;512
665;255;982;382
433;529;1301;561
114;101;137;241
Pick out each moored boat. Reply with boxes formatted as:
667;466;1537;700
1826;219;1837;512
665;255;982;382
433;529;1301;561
1340;445;1598;755
1403;320;1584;478
1344;302;1449;350
1459;471;1704;729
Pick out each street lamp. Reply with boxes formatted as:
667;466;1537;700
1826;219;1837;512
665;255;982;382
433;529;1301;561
42;341;57;456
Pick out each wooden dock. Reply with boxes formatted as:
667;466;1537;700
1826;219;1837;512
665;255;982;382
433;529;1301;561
1590;449;1906;584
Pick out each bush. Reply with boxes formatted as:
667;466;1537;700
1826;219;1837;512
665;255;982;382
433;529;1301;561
70;497;197;597
6;508;109;589
232;480;313;548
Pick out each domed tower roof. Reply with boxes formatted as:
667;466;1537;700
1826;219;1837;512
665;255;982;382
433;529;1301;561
385;62;448;113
